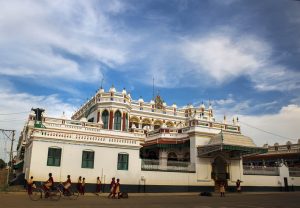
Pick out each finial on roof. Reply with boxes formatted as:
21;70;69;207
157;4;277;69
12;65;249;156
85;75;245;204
122;88;127;95
109;85;116;93
200;101;205;109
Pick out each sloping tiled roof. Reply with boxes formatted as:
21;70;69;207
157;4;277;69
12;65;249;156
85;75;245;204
208;131;257;147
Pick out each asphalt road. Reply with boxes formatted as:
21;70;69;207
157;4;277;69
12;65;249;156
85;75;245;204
1;192;300;208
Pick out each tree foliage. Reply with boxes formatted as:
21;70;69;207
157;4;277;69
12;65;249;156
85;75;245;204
0;159;6;169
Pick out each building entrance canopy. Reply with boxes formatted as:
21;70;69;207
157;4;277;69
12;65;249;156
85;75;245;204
197;131;267;157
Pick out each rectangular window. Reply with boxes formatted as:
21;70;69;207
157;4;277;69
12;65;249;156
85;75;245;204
82;151;94;168
47;148;62;166
117;153;129;170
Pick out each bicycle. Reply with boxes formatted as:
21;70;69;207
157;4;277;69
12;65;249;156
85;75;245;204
28;183;61;201
57;183;79;200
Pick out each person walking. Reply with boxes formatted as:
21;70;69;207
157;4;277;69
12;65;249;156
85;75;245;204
77;176;82;194
82;177;86;195
236;179;242;193
220;182;225;197
96;176;101;195
115;178;121;199
108;177;116;198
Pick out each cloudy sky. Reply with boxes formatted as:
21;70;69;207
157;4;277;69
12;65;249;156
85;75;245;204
1;0;300;156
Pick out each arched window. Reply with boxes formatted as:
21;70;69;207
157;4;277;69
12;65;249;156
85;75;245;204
114;111;122;130
102;110;109;129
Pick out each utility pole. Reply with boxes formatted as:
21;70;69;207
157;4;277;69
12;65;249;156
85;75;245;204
0;129;16;186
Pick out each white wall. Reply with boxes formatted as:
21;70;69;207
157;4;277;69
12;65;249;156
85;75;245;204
27;140;141;185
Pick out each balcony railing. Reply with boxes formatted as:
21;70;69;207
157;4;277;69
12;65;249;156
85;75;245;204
141;159;195;173
243;165;279;176
289;167;300;177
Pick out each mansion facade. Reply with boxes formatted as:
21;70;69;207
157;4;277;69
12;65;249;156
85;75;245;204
16;86;300;192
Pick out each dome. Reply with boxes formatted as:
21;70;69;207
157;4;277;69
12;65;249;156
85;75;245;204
122;88;127;95
208;104;213;110
109;85;116;93
188;104;194;108
172;103;177;108
99;87;104;93
138;97;144;103
150;100;155;104
163;102;167;107
200;102;205;109
127;93;131;99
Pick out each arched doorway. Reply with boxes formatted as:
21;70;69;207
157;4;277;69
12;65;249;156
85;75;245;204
212;156;228;192
212;156;228;181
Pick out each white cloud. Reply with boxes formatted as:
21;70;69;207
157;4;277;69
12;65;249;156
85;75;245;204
181;31;300;92
0;0;129;84
239;104;300;146
0;81;76;161
182;34;268;83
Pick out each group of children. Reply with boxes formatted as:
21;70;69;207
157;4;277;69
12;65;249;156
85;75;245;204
107;177;121;199
76;176;86;195
27;173;120;197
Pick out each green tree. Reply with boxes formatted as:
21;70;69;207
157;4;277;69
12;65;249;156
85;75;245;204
0;159;6;169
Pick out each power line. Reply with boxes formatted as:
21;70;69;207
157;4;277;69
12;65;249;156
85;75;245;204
239;121;297;141
0;111;29;115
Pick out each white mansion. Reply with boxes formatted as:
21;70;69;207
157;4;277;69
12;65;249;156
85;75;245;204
16;86;300;192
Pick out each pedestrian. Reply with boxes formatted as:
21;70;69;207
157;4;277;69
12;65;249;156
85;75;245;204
236;179;242;193
96;176;101;195
82;177;86;195
77;176;82;194
115;178;121;199
220;182;225;197
108;177;116;198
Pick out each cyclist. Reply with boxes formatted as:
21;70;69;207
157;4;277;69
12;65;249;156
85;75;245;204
43;173;54;198
27;176;35;195
63;175;72;195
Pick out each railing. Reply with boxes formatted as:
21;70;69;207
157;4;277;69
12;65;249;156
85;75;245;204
289;167;300;177
141;159;195;173
243;165;279;176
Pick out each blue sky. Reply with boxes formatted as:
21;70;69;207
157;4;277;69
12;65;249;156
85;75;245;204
0;0;300;152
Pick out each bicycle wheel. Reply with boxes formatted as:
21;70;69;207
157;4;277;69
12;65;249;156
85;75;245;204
29;188;42;201
50;188;61;201
69;189;79;200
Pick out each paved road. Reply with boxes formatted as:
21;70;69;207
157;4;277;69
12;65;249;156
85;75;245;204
1;192;300;208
